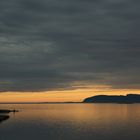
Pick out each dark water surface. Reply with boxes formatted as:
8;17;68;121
0;104;140;140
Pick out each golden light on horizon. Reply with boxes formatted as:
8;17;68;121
0;84;140;102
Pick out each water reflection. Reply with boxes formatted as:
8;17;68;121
0;104;140;140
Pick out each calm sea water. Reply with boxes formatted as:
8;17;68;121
0;104;140;140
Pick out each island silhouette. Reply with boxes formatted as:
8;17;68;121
83;94;140;103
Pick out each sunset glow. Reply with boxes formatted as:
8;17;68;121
0;86;140;102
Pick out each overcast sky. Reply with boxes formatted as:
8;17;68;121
0;0;140;92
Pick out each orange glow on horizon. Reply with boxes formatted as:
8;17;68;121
0;85;140;102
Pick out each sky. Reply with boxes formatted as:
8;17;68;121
0;0;140;102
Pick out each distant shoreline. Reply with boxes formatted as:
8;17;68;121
0;102;82;104
83;94;140;103
2;101;140;104
0;109;19;113
0;109;11;113
0;94;140;104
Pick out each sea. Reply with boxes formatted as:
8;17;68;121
0;103;140;140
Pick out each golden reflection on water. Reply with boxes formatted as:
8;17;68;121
1;104;140;126
0;104;140;140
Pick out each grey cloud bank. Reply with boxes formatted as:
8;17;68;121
0;0;140;92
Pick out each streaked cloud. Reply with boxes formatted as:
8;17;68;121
0;0;140;92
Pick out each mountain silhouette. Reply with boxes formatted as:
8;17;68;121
83;94;140;103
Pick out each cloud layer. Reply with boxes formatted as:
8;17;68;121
0;0;140;92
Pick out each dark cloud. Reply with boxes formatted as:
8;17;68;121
0;0;140;92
